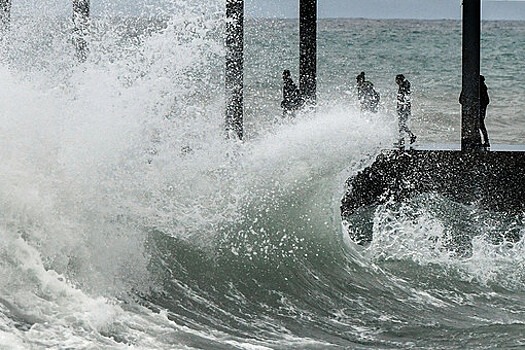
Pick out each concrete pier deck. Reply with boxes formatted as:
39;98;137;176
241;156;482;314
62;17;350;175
341;144;525;244
408;143;525;152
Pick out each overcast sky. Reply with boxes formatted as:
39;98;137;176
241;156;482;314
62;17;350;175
9;0;525;21
246;0;525;20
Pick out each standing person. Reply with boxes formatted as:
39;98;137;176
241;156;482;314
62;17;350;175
395;74;417;147
459;74;491;147
281;69;303;118
479;75;490;147
356;71;380;113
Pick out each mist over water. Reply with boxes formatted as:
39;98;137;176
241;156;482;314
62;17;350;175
1;3;525;349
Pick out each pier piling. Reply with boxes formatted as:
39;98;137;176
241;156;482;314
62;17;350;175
225;0;244;140
0;0;10;34
73;0;90;62
299;0;317;104
461;0;482;150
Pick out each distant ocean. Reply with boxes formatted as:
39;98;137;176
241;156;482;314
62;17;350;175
1;4;525;349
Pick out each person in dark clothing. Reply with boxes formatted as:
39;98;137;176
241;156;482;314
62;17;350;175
356;71;380;113
458;74;491;147
479;75;490;147
395;74;417;147
281;69;303;118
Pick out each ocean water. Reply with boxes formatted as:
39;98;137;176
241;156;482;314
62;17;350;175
1;3;525;349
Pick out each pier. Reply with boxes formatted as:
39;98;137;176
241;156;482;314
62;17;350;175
220;1;523;239
340;0;524;245
224;0;317;139
341;145;525;244
4;1;521;245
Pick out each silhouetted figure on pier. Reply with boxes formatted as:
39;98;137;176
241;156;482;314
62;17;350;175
479;75;490;147
356;72;380;113
281;69;304;118
395;74;417;147
459;74;491;148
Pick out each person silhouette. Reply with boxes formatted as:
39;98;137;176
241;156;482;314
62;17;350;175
356;72;380;113
395;74;417;147
281;69;303;118
459;74;491;148
479;75;490;147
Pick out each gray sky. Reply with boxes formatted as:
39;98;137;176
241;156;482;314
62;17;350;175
246;0;525;20
9;0;525;21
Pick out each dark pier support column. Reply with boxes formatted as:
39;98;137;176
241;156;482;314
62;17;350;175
73;0;90;62
0;0;10;30
0;0;10;59
225;0;244;140
461;0;481;150
299;0;317;104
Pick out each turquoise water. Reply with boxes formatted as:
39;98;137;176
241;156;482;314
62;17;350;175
1;7;524;349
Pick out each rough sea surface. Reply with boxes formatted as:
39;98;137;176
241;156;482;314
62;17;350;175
1;3;524;349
